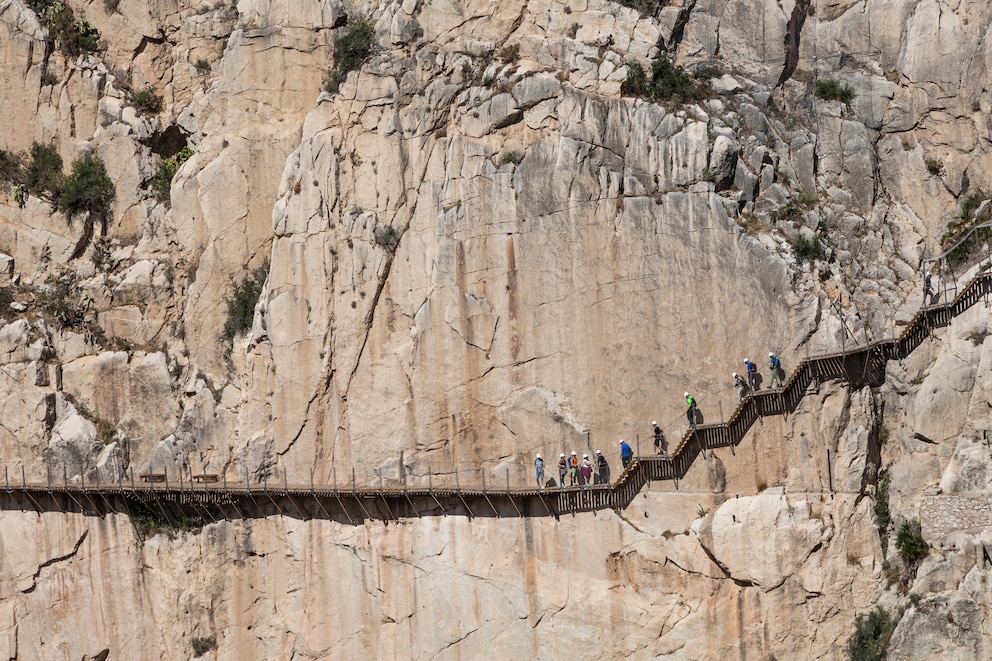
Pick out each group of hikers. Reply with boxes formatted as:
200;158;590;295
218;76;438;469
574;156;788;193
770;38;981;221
532;352;787;489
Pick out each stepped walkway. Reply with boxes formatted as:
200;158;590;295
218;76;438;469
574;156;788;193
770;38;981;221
2;272;990;525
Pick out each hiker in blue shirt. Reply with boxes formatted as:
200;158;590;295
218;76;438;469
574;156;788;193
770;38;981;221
619;439;633;468
768;352;783;390
744;358;758;390
535;454;545;489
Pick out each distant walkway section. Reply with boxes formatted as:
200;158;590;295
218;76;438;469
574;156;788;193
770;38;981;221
1;272;990;524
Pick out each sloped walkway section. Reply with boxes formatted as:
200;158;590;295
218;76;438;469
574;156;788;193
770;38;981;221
2;273;990;523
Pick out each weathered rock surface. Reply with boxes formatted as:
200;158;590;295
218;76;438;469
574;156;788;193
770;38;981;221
1;0;992;657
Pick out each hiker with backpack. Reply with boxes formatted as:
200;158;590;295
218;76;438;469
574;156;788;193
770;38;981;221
557;453;567;489
733;372;749;402
568;451;579;486
768;352;783;389
744;358;758;390
652;421;667;456
685;392;697;428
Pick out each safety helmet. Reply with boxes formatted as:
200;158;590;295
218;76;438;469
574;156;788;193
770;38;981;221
744;358;750;363
652;420;657;426
582;453;588;458
684;391;690;397
560;453;565;458
769;352;775;357
618;439;624;444
536;453;541;458
595;450;601;454
571;451;577;455
926;271;931;276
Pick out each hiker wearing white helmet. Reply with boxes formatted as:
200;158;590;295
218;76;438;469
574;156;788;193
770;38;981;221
733;371;748;402
652;420;667;456
743;358;758;390
619;439;633;469
768;352;783;390
557;453;567;489
535;453;545;489
685;392;697;428
581;453;593;485
595;449;609;484
568;451;579;486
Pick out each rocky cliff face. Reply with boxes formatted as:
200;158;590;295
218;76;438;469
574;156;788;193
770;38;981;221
1;0;992;658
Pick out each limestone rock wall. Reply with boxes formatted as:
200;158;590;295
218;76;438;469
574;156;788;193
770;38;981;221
1;0;992;657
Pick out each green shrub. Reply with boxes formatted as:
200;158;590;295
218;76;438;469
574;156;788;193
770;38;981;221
501;151;522;165
26;142;63;198
130;502;203;539
874;470;891;545
845;606;897;661
788;233;823;264
566;22;579;38
103;0;120;13
816;78;854;104
0;287;13;310
191;636;217;656
222;262;268;342
323;14;377;94
373;225;401;252
496;43;520;64
131;86;163;115
621;55;710;105
194;58;210;74
40;70;58;86
895;519;928;565
0;149;23;183
59;153;114;220
42;2;100;57
924;158;943;175
148;146;193;205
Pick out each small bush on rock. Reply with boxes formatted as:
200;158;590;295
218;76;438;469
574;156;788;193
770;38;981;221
895;519;928;566
816;78;854;104
42;2;101;57
59;153;114;220
616;0;669;15
222;261;268;342
26;142;63;198
39;267;89;329
323;14;377;94
148;146;193;205
845;606;897;661
621;55;709;105
191;636;217;656
789;233;823;264
131;86;163;115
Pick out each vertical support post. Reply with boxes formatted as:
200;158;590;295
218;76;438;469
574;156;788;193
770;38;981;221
719;401;724;425
428;465;432;491
352;467;356;495
164;466;168;488
5;466;8;490
636;434;640;458
284;467;288;492
826;448;834;496
455;466;460;492
506;470;510;493
21;465;26;489
482;469;486;494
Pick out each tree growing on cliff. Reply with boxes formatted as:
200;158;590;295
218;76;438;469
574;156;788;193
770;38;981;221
323;14;377;93
845;606;897;661
60;153;115;259
222;261;269;344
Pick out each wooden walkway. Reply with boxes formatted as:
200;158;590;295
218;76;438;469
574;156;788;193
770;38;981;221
1;272;990;524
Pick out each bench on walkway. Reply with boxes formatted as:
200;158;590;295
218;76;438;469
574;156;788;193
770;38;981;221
139;473;166;483
192;474;220;483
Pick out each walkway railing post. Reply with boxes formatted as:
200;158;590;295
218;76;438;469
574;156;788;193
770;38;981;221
5;466;8;491
21;465;26;489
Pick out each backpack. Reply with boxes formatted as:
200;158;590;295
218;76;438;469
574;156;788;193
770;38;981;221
746;361;756;374
770;356;780;370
